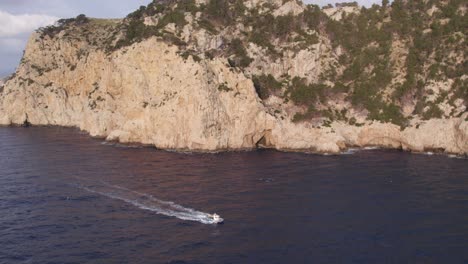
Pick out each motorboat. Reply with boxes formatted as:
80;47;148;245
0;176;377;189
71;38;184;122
211;213;224;224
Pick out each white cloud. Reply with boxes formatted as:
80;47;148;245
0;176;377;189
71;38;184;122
0;10;58;76
0;10;58;37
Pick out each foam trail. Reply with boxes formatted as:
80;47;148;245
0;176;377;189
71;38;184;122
73;177;221;224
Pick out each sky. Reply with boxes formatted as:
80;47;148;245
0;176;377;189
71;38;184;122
0;0;383;77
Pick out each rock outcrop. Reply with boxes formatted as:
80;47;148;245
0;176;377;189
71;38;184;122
0;36;274;151
0;0;466;155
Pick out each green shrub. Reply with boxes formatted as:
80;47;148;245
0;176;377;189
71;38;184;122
39;14;89;38
145;3;166;16
162;33;186;47
158;10;187;29
228;38;252;68
205;0;233;24
422;103;444;120
249;32;275;52
332;82;349;93
303;5;323;29
198;19;218;34
368;103;408;127
75;14;89;25
218;83;232;92
180;50;201;62
252;74;282;100
274;15;298;39
176;0;199;14
127;5;147;19
292;106;319;123
288;77;328;106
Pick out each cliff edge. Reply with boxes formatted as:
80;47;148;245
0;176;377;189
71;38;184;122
0;0;466;155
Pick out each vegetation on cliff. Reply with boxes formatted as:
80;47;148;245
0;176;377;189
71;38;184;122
33;0;467;127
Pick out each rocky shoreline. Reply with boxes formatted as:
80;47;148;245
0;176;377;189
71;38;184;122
1;113;467;156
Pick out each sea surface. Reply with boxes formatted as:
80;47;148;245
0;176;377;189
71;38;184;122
1;127;467;264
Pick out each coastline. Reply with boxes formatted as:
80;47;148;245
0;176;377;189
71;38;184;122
0;122;466;158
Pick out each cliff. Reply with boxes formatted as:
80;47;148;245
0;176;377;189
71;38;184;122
0;0;467;155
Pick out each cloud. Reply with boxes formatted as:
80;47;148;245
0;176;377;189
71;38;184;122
0;1;150;77
0;10;58;77
0;10;58;37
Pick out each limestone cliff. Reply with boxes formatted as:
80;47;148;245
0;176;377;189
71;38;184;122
0;0;467;155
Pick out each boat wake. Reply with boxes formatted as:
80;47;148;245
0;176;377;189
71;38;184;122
73;178;222;225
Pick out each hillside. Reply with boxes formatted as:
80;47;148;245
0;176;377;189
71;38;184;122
0;0;466;154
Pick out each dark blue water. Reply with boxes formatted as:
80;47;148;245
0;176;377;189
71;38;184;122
0;127;467;264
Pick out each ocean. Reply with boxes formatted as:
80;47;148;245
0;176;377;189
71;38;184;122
1;127;467;263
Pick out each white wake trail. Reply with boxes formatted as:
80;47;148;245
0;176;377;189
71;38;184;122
73;178;221;225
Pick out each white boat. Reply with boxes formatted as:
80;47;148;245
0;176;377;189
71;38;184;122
211;213;224;224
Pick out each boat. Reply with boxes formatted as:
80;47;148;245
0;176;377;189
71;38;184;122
211;213;224;224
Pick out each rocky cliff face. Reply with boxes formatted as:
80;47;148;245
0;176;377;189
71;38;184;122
0;0;467;155
0;34;273;151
